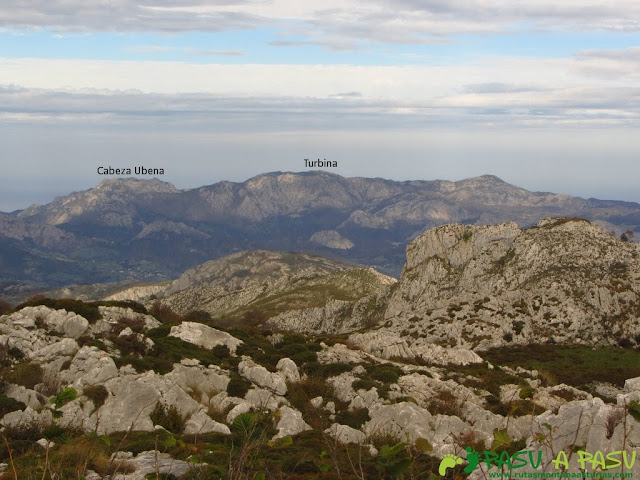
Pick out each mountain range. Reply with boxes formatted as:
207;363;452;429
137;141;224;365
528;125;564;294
3;171;640;301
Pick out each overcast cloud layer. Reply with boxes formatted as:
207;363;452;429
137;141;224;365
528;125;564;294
1;1;639;211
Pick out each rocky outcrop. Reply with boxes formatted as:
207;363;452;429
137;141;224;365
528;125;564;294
169;322;242;354
60;346;119;388
377;218;640;352
273;406;311;440
109;451;198;480
348;331;483;365
238;358;288;396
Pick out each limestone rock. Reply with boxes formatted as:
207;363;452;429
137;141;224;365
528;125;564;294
272;406;311;440
3;384;45;410
624;376;640;393
347;331;482;365
276;358;300;383
33;338;79;363
325;423;367;444
60;346;119;388
111;450;198;480
379;219;640;351
58;369;224;435
6;305;88;339
1;406;53;430
238;358;287;396
184;410;230;435
169;322;242;354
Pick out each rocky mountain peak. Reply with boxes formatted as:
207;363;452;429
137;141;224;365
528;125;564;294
93;177;180;195
379;217;640;353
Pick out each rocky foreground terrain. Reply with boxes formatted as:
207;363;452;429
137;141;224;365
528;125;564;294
4;171;640;300
1;218;640;479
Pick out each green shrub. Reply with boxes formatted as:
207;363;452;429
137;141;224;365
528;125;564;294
427;390;463;417
0;394;26;417
149;402;186;434
367;364;402;384
287;376;328;412
315;362;353;378
227;374;251;398
352;378;377;391
519;385;534;399
112;316;146;334
335;407;370;429
288;350;317;365
14;297;102;323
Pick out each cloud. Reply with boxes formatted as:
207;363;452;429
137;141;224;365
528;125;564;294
1;79;639;133
0;1;268;33
572;46;640;82
2;0;639;49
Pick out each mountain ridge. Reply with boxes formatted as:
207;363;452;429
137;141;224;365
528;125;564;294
3;171;640;301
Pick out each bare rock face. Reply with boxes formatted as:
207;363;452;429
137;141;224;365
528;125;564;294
1;406;53;430
272;406;311;440
60;346;119;388
238;358;287;396
59;367;228;435
347;331;483;365
0;308;81;366
325;423;367;444
380;218;640;352
169;322;243;354
4;305;88;339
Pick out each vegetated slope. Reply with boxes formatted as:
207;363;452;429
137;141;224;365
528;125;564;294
2;297;640;479
106;249;396;330
356;218;640;358
5;171;640;298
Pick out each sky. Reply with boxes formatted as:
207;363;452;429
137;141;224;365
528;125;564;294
1;1;640;212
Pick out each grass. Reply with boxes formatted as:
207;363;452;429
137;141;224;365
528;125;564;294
483;344;640;389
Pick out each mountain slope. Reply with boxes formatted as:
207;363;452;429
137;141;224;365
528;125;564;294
4;171;640;299
106;249;395;330
349;218;640;360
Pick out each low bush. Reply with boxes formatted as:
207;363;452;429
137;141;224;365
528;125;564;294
335;407;370;429
3;361;43;389
0;394;26;417
427;390;463;417
83;384;109;409
227;374;251;398
367;364;403;384
111;333;148;357
149;402;186;434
